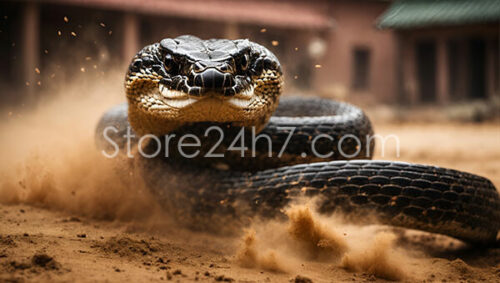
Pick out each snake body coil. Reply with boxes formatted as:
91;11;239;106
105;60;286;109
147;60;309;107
96;36;500;244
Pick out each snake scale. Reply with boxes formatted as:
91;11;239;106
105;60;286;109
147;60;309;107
96;35;500;244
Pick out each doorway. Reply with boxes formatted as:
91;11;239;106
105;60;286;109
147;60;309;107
416;40;437;102
468;38;486;99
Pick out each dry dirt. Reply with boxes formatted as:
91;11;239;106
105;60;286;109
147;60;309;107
0;72;499;282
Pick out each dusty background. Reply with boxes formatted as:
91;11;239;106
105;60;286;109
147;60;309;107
0;72;499;282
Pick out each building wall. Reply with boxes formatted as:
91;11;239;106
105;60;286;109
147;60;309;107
398;24;499;104
316;0;397;103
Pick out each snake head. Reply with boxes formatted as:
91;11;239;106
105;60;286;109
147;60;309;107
125;35;283;135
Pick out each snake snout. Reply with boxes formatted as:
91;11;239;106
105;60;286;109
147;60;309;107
188;68;235;95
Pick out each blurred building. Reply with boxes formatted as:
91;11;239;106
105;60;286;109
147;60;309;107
0;0;499;106
379;0;500;104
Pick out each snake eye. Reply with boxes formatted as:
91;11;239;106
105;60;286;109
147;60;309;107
164;54;174;71
240;54;249;71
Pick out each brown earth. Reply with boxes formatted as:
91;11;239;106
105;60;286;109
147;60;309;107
1;73;499;282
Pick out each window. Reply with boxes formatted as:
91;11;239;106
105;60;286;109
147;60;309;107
352;47;371;90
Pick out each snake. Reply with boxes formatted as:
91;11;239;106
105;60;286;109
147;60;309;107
96;35;500;245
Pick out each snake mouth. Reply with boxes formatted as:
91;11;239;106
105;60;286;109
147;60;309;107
226;85;254;108
158;83;254;109
158;84;198;109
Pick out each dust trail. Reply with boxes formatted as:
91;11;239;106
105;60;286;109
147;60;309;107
235;202;409;281
234;204;348;270
286;205;348;261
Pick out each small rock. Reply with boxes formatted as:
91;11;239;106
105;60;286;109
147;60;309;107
32;253;59;269
291;275;313;283
64;216;81;222
10;261;31;270
214;275;234;282
77;234;86;238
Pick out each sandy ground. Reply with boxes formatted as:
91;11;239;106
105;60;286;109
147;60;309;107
0;74;499;282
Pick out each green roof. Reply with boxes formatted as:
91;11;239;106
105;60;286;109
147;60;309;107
378;0;500;29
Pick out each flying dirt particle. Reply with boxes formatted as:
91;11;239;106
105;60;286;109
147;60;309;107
35;68;40;74
57;31;61;36
260;28;267;33
340;232;405;281
236;230;287;273
286;207;347;260
63;16;69;23
71;32;77;37
314;65;321;69
271;40;279;46
99;22;106;28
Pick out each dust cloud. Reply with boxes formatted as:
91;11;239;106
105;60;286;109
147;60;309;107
235;203;409;280
0;70;165;222
287;206;348;260
236;229;288;273
341;232;406;281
